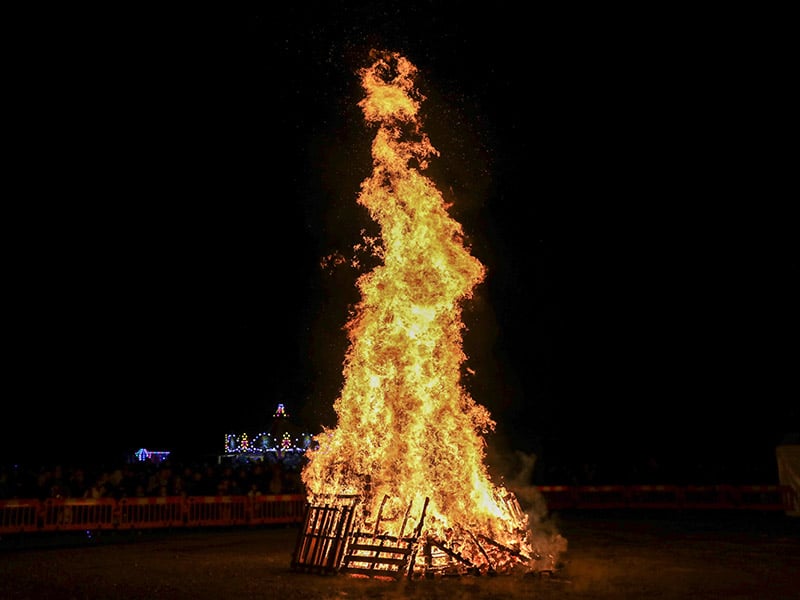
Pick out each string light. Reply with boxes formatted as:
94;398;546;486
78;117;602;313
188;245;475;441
222;403;316;461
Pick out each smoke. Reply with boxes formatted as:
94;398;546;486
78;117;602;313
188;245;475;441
499;449;568;573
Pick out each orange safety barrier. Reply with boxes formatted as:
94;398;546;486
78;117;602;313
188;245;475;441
732;485;789;511
0;499;42;534
575;485;630;509
118;496;186;529
536;486;578;510
1;488;795;539
250;494;306;525
536;484;797;511
41;498;118;531
627;485;682;509
185;495;250;527
681;485;732;509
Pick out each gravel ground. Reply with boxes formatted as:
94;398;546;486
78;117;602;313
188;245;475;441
2;510;799;599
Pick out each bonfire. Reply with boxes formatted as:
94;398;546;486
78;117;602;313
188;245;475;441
294;49;565;579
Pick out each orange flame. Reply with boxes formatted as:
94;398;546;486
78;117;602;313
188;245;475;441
302;50;537;573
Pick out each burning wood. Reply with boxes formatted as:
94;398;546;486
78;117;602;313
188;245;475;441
296;49;565;579
425;536;480;576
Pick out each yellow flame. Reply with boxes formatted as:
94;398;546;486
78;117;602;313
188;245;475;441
302;50;533;571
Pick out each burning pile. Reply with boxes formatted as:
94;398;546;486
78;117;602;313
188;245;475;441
297;49;563;578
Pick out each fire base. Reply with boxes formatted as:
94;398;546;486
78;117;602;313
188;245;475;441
289;495;543;580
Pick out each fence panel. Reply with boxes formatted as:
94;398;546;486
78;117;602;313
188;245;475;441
735;485;790;511
185;496;249;527
627;485;682;509
118;496;187;529
536;486;578;510
0;499;42;534
1;486;793;538
575;485;630;509
250;494;305;525
40;498;118;532
681;485;732;509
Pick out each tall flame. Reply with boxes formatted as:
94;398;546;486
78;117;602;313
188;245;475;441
302;50;537;572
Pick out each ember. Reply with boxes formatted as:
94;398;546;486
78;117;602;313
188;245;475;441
294;49;565;579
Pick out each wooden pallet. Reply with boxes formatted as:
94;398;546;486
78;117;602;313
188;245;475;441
339;531;418;580
290;497;358;575
338;495;429;580
291;495;430;579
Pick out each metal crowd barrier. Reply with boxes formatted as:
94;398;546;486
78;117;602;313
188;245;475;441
535;483;795;511
118;496;185;529
0;494;307;536
0;498;40;534
40;497;118;532
0;486;795;536
250;494;306;525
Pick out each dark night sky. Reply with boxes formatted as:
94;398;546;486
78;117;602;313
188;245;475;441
5;11;797;478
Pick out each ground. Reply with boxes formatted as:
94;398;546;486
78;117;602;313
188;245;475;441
2;510;799;599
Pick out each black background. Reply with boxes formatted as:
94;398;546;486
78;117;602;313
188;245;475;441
5;10;796;480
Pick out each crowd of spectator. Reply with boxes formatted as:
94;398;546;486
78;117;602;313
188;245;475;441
0;457;305;501
1;442;786;502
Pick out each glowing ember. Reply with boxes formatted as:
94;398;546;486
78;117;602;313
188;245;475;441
301;49;563;577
